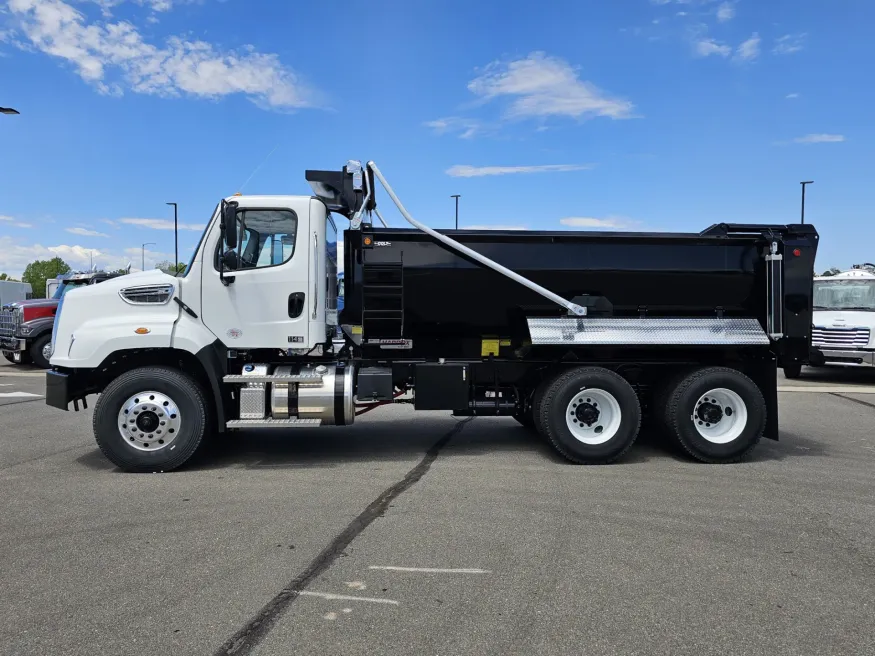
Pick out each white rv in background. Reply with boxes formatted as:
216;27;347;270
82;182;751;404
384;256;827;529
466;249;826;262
808;264;875;372
0;280;33;306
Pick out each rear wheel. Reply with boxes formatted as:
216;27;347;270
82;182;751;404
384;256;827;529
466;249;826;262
93;366;211;473
30;335;51;369
665;367;766;463
538;367;641;464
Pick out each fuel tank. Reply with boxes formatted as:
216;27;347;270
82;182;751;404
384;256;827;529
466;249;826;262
341;224;818;347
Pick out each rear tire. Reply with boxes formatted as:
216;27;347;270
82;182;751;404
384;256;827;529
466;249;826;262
93;366;211;473
665;367;766;463
538;367;641;464
30;335;51;369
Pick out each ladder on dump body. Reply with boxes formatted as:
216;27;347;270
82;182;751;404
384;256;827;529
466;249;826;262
362;260;404;338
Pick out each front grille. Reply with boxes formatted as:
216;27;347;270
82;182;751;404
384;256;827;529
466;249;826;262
812;326;871;348
0;308;18;338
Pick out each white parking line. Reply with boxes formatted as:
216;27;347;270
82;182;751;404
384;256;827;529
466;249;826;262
0;371;45;378
778;387;875;394
368;566;491;574
0;392;43;398
298;591;400;605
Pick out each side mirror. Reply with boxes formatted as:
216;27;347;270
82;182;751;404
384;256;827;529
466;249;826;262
221;201;238;250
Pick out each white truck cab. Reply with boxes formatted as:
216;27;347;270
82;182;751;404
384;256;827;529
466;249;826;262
809;265;875;370
50;194;339;371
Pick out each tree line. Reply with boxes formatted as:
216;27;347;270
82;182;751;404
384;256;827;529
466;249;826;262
1;257;187;298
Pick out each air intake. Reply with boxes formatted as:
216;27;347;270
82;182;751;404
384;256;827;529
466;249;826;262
119;284;174;305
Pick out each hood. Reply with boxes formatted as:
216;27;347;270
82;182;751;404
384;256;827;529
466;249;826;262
2;298;58;310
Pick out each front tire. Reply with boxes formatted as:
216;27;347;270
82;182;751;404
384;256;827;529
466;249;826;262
30;335;51;369
538;367;641;464
93;366;211;472
664;367;766;463
782;363;802;379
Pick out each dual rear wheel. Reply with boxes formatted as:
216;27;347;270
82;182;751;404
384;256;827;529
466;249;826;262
526;366;766;465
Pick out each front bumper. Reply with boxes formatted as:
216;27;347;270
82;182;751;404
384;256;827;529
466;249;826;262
0;336;26;352
810;347;875;367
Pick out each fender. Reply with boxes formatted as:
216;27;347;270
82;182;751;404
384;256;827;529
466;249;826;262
17;315;55;341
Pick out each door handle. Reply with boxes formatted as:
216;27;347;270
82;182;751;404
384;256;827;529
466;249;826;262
289;292;305;318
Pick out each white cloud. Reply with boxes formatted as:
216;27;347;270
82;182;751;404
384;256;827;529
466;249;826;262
466;52;635;121
793;134;845;144
786;92;800;99
118;217;205;230
461;225;528;231
734;33;761;62
446;164;594;178
0;236;138;276
0;215;33;228
66;227;109;237
716;2;735;22
424;117;484;139
560;216;639;230
773;33;806;55
695;38;731;58
6;0;319;110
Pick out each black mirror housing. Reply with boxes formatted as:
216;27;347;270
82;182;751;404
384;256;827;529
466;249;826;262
221;200;239;250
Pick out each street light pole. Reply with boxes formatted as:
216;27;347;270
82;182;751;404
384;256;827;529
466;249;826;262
800;181;814;224
166;202;178;272
142;242;155;271
451;194;461;230
0;107;20;115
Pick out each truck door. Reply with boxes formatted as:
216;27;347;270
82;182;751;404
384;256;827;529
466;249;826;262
200;199;315;350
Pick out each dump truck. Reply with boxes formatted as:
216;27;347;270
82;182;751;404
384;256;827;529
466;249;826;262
45;160;819;472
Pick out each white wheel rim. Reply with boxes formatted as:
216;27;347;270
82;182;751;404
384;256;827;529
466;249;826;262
565;388;622;445
42;342;52;362
692;388;747;444
116;391;182;452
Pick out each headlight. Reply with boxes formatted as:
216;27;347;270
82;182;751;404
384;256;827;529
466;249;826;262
18;325;32;335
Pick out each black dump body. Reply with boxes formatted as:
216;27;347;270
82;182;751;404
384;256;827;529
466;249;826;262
341;222;818;365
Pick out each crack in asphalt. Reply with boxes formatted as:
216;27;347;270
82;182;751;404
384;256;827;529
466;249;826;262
213;417;474;656
829;393;875;410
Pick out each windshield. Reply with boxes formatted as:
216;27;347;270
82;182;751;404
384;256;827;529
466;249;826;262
51;279;89;300
813;279;875;311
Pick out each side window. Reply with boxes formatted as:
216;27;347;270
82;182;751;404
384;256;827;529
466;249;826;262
216;209;298;271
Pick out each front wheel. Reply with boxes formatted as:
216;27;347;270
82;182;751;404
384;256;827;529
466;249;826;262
664;367;766;463
538;367;641;464
93;366;211;472
782;363;802;379
30;335;52;369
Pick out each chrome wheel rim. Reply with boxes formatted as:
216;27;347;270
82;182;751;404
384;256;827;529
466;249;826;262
565;388;622;445
117;391;182;452
692;388;747;444
42;341;52;363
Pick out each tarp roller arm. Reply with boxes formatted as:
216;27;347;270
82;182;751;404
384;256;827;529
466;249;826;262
364;161;587;317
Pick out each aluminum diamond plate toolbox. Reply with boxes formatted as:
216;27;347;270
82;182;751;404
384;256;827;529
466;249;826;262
526;317;770;346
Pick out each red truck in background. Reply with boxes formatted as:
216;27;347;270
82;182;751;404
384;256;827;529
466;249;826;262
0;271;124;368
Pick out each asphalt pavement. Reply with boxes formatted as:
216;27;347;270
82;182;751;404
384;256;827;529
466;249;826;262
2;359;874;656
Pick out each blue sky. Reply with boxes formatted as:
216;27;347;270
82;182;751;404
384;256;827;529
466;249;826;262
1;0;873;276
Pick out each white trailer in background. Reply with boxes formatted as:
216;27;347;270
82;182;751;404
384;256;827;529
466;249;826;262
0;280;33;306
